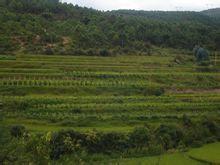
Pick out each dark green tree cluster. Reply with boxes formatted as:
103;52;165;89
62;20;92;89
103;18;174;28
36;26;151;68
0;0;220;55
193;45;209;61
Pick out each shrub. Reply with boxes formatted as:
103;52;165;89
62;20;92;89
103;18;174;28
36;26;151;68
182;114;192;127
198;61;210;66
155;125;183;150
202;119;220;136
42;33;61;43
44;47;54;55
49;130;86;160
86;49;97;56
183;124;211;147
99;49;110;56
10;125;26;138
72;48;87;55
25;134;50;163
98;132;128;153
147;143;164;156
129;127;151;150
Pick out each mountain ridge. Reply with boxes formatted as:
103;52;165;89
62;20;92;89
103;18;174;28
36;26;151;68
201;8;220;18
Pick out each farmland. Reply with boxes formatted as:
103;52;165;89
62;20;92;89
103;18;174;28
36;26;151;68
1;54;219;131
0;53;220;163
109;142;220;165
1;0;220;163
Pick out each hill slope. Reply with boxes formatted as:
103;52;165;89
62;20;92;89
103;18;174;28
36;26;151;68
0;0;220;55
202;8;220;18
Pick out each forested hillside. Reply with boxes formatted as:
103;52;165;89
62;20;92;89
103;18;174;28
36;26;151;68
202;8;220;18
0;0;220;55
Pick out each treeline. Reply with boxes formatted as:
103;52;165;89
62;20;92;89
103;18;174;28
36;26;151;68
202;8;220;18
0;0;220;55
1;116;220;163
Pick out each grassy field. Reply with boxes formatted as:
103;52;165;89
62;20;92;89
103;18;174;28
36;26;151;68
109;143;220;165
110;153;202;165
0;54;219;133
188;142;220;164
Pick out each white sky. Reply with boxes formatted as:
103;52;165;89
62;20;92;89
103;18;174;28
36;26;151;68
62;0;220;11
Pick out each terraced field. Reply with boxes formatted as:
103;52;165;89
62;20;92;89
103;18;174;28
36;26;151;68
0;54;219;133
109;142;220;165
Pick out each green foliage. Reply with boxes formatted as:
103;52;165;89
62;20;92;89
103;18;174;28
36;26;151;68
0;36;17;54
0;0;220;54
188;142;220;164
129;127;151;150
25;133;51;163
0;53;219;163
10;125;26;138
202;118;220;136
193;45;210;63
25;117;217;161
49;130;85;159
99;49;110;56
182;115;192;127
155;125;184;150
44;47;54;55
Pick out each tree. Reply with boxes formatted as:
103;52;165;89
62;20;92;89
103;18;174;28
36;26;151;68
193;45;209;62
8;0;23;12
0;36;16;54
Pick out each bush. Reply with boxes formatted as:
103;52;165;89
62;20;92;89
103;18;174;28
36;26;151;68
72;48;87;55
147;143;164;155
183;124;211;147
155;125;183;150
49;130;86;159
86;49;97;56
98;132;128;153
44;47;54;55
42;33;61;43
182;114;192;127
99;49;110;56
25;134;50;163
202;119;220;136
10;125;26;138
198;61;210;66
129;127;151;150
41;118;220;160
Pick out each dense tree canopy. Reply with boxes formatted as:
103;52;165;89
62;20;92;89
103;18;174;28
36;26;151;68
0;0;220;55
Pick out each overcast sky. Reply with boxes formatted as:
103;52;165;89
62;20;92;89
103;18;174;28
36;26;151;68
62;0;220;11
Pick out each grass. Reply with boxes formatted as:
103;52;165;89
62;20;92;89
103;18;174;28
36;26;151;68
107;153;203;165
188;142;220;164
106;143;220;164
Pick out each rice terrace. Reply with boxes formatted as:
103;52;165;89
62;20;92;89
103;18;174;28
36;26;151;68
0;0;220;164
